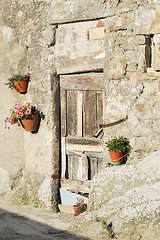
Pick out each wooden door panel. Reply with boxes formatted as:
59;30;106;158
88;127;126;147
60;73;104;193
65;154;103;181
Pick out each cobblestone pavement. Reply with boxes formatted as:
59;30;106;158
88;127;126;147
0;200;101;240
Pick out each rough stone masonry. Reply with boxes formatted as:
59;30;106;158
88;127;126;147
0;0;159;216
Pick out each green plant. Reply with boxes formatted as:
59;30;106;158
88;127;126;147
102;220;115;239
5;103;33;126
33;200;39;208
31;199;39;208
105;135;131;153
74;197;87;216
5;73;30;89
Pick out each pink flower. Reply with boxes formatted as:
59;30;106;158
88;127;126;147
6;117;9;122
26;109;31;114
19;107;23;111
15;112;19;116
10;121;14;125
22;75;26;78
19;112;23;117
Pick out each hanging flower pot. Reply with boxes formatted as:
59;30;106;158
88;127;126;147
5;73;30;93
20;113;39;132
108;151;123;165
5;103;39;132
13;78;29;93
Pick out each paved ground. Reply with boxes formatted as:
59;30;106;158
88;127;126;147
0;200;101;240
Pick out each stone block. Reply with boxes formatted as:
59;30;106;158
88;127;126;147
137;45;146;72
108;54;127;80
142;82;158;95
135;6;156;33
153;34;160;44
153;44;160;71
135;35;146;45
47;0;110;24
87;27;104;40
126;63;138;72
58;204;74;214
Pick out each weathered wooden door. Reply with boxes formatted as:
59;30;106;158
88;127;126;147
60;73;104;194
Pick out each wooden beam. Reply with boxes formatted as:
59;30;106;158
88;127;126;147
60;73;104;91
66;143;103;152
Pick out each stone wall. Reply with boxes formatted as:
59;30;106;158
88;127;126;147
0;0;59;210
0;0;160;210
103;1;160;162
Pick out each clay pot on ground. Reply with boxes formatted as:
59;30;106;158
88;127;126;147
13;78;29;93
20;114;39;132
73;205;78;213
109;151;123;165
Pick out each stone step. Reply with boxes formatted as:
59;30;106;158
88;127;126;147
58;204;74;214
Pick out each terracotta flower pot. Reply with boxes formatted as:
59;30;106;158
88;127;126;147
109;151;123;165
20;114;39;132
13;78;29;93
73;205;78;213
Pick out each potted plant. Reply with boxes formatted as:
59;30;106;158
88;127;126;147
105;136;131;165
5;103;39;132
5;73;30;93
73;197;87;216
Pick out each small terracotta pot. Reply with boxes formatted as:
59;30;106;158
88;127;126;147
73;205;78;213
13;78;29;93
109;151;123;165
20;114;39;132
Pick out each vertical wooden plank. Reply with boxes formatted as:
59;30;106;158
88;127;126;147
97;91;103;126
84;91;97;136
67;91;77;136
77;91;83;136
81;153;88;180
97;157;104;172
61;137;66;178
90;157;98;179
68;155;79;179
61;90;67;137
72;156;78;179
77;156;83;180
68;155;72;179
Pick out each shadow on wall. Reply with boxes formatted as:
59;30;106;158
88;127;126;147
30;108;45;134
0;207;92;240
